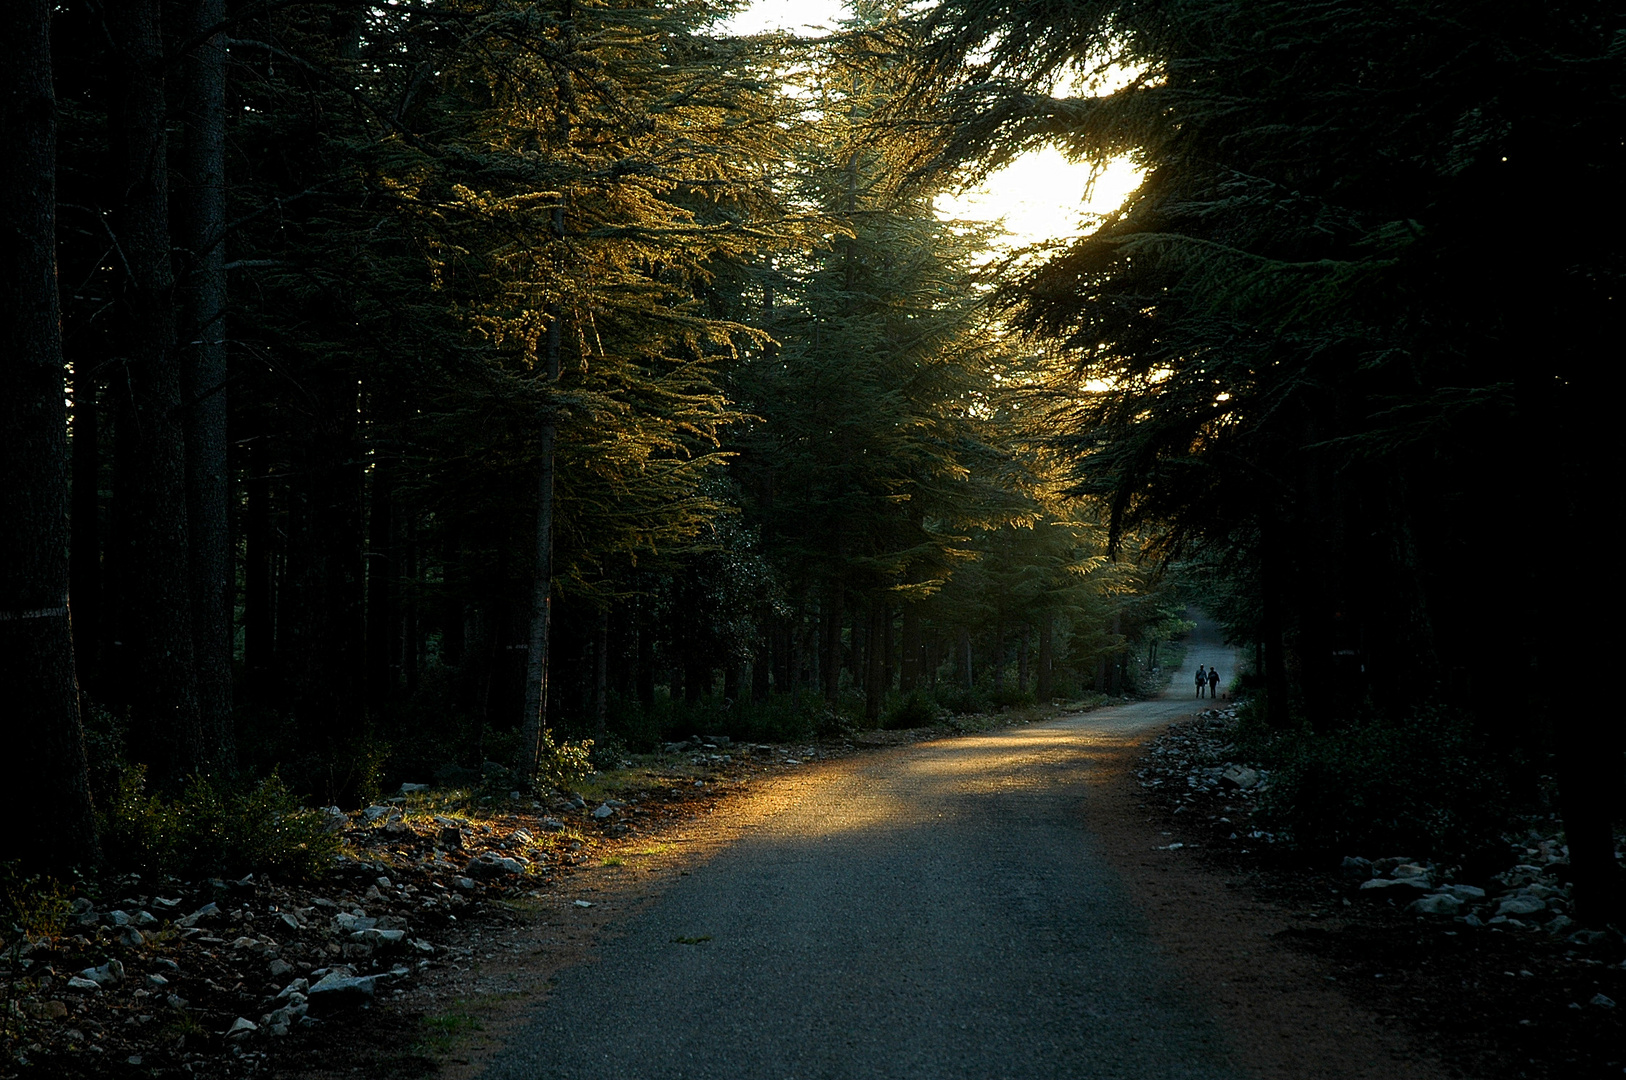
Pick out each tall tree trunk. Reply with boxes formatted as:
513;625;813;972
899;603;921;692
108;0;204;786
636;596;655;709
517;256;563;779
69;357;102;694
959;628;973;690
180;0;233;772
822;579;844;704
1017;629;1029;695
1036;616;1054;701
366;448;399;705
593;605;609;739
243;430;275;701
1259;521;1291;728
992;617;1005;692
0;0;100;866
864;602;885;723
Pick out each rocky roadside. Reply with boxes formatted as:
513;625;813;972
1135;709;1626;1080
2;717;1043;1080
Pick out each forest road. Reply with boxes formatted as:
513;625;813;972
481;622;1245;1080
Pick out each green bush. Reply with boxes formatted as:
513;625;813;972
883;690;938;730
1253;707;1512;860
530;728;595;791
0;863;69;949
99;768;339;881
932;682;989;715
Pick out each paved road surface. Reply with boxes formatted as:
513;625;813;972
483;621;1242;1080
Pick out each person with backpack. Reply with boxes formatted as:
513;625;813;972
1208;667;1220;699
1195;664;1207;698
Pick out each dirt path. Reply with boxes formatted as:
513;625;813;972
435;623;1448;1080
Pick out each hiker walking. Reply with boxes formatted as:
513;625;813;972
1195;664;1207;698
1208;667;1220;699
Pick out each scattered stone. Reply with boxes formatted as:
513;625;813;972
361;804;392;823
468;853;528;878
454;877;476;891
66;977;101;992
573;900;593;908
1591;994;1616;1008
1219;766;1260;790
1340;856;1374;881
225;1017;258;1040
1359;877;1429;894
78;960;124;986
268;959;295;978
399;783;430;794
592;805;615;819
176;902;220;927
1441;884;1486;901
539;817;566;832
1497;895;1547;918
1407;894;1462;916
306;971;381;1012
439;826;464;849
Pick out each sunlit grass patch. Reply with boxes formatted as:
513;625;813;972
599;856;625;867
417;1006;485;1056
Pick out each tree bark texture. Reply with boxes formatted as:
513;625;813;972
69;356;102;693
517;287;563;780
0;0;100;866
108;0;205;785
180;0;234;771
1036;617;1054;702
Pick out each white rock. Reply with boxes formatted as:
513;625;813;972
1497;895;1547;917
307;971;381;1011
1407;894;1462;916
592;805;615;819
1591;994;1616;1008
225;1017;258;1039
67;976;102;992
1359;877;1428;893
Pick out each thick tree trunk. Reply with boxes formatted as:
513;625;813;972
1036;616;1054;701
280;377;366;773
864;602;885;723
992;618;1005;692
108;0;204;786
0;0;100;866
243;430;275;700
959;628;973;690
636;598;655;708
899;603;921;691
180;0;233;772
366;450;399;704
517;281;563;780
69;357;102;694
594;606;609;739
1259;522;1291;728
822;579;844;704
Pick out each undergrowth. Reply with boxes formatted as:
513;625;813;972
1237;704;1515;860
99;768;339;881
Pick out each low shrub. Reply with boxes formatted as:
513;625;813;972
99;768;339;881
883;690;938;730
0;863;70;950
1252;707;1513;860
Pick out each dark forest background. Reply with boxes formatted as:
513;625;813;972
2;0;1621;922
